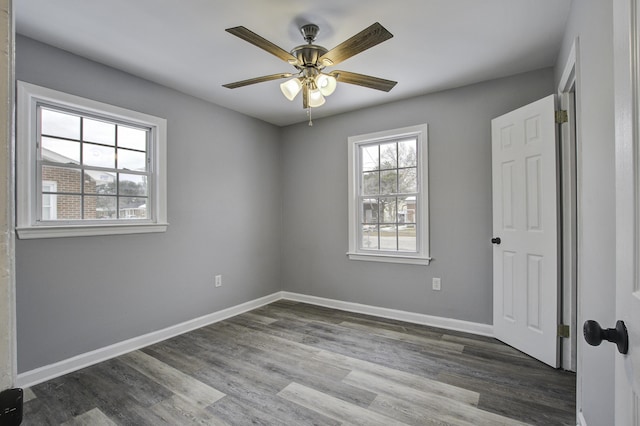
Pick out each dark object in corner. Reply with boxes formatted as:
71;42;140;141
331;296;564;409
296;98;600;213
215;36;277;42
0;388;23;426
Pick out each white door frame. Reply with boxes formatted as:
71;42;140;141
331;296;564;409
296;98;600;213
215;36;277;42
557;38;581;374
0;0;16;391
613;0;640;423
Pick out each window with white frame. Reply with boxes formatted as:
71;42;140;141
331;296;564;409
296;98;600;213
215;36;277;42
17;81;168;239
347;124;430;265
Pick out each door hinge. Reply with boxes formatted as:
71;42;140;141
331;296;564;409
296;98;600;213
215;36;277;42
557;324;570;338
555;110;568;124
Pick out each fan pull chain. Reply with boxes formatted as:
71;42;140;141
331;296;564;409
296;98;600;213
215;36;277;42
307;106;313;127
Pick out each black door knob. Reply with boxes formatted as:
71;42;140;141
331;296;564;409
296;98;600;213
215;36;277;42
491;237;501;245
583;320;629;354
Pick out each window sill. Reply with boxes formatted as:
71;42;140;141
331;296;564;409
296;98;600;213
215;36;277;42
346;252;431;265
16;223;169;239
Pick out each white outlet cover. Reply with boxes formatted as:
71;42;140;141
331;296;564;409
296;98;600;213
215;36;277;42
432;278;441;290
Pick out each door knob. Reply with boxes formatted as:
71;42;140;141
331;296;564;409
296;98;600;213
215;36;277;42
491;237;501;245
583;320;629;354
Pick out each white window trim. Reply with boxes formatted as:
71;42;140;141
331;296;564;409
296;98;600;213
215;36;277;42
347;124;430;265
16;81;168;239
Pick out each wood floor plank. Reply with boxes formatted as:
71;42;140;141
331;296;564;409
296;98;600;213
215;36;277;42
192;356;343;426
60;408;117;426
208;392;342;426
441;333;531;359
149;394;230;426
338;320;465;353
277;382;408;426
239;311;279;325
193;326;378;408
369;393;510;426
311;349;480;405
343;370;528;426
333;313;445;340
119;350;225;408
438;371;575;424
273;319;453;379
203;318;352;383
140;336;214;375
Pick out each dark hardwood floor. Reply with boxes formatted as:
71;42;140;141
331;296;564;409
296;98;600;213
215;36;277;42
22;300;576;425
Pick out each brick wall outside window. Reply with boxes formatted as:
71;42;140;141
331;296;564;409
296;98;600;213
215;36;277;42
42;167;97;219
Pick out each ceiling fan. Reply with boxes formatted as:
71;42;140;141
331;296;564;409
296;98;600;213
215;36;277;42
222;22;397;117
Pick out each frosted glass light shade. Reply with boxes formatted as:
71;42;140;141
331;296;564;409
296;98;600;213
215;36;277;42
280;78;302;101
308;87;325;107
316;74;337;96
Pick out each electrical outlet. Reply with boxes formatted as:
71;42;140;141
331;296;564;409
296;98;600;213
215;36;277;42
215;275;222;287
432;277;441;291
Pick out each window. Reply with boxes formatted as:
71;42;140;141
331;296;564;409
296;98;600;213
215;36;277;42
347;124;430;265
17;81;168;239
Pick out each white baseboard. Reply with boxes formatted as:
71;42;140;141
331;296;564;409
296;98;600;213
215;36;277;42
577;411;587;426
16;292;281;388
281;292;494;337
17;290;493;388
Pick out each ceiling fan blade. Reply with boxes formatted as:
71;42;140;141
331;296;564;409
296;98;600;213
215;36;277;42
331;70;397;92
226;26;299;64
223;73;293;89
319;22;393;66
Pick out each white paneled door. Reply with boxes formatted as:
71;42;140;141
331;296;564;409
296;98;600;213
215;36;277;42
491;95;559;367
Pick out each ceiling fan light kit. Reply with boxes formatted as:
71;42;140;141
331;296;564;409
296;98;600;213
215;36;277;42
223;21;397;125
280;77;303;100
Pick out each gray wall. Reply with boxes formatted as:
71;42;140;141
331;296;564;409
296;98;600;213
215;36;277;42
15;36;282;373
555;1;615;424
280;69;554;325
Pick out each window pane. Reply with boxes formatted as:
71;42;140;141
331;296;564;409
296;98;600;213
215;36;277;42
379;142;397;169
398;224;417;252
41;108;80;140
119;197;148;219
42;165;81;193
361;224;379;249
119;174;148;196
361;145;379;171
84;195;116;219
362;171;379;195
84;170;116;195
379;224;397;250
54;195;82;220
118;148;147;171
41;193;56;220
398;168;417;193
83;143;115;168
398;138;417;167
83;117;115;145
41;137;80;164
380;170;397;194
380;197;397;223
398;196;417;224
118;126;147;151
361;198;379;224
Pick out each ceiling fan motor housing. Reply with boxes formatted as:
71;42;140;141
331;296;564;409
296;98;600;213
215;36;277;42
291;44;328;69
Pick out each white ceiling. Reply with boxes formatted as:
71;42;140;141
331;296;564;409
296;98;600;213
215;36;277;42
15;0;573;127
